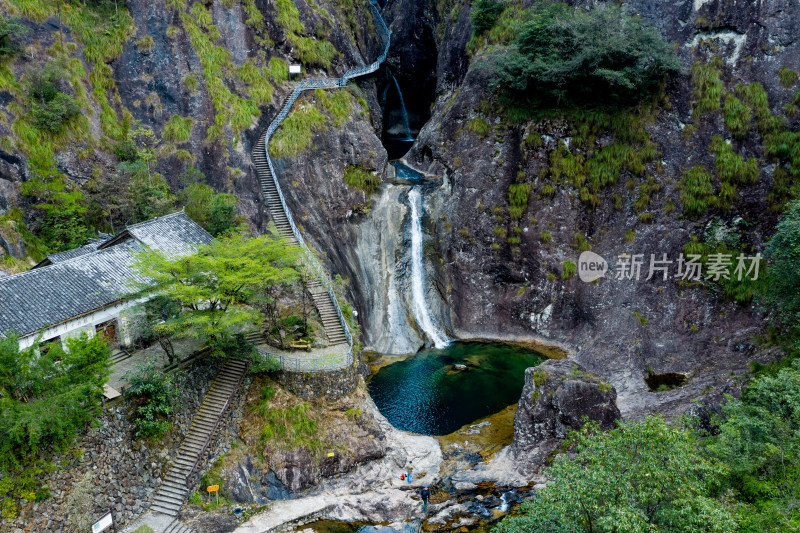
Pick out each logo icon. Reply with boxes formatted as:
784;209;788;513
578;251;608;282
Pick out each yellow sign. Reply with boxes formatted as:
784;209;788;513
207;485;219;493
327;452;335;457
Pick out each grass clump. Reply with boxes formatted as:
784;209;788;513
680;166;714;218
162;115;193;143
466;116;491;137
136;35;155;51
691;59;723;116
778;67;798;88
508;182;530;220
343;166;380;194
722;94;752;138
269;99;327;158
275;0;338;68
562;260;576;280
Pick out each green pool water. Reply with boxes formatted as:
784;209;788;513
368;341;545;435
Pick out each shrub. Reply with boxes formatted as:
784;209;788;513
183;182;240;236
492;2;680;107
113;138;139;162
0;17;24;59
27;61;81;134
471;0;505;36
124;358;179;437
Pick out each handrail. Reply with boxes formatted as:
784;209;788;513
184;360;249;487
259;0;390;367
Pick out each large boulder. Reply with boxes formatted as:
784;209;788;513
512;359;621;459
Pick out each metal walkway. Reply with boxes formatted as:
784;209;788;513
251;0;390;372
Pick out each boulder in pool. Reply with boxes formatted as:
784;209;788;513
511;360;620;460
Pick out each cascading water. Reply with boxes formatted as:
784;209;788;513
408;187;449;349
391;73;414;141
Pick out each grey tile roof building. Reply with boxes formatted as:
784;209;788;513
0;212;212;338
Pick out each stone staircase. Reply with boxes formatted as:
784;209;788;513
149;358;249;518
164;518;195;533
252;133;348;347
249;0;389;362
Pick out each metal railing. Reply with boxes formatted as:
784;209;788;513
184;360;249;487
257;347;352;373
258;0;390;371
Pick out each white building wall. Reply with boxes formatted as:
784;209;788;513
18;299;142;350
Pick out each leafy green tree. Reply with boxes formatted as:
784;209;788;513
706;360;800;532
124;357;178;437
762;200;800;341
471;0;505;36
183;182;241;236
494;417;736;533
118;160;175;224
26;61;81;134
492;2;680;107
131;230;301;358
0;333;111;466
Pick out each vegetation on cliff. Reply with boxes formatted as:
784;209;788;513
485;2;680;107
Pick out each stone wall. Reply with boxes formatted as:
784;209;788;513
3;356;224;533
275;359;366;400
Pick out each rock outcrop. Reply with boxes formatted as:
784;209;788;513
511;360;621;462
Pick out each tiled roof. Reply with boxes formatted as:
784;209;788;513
0;212;213;338
45;241;102;263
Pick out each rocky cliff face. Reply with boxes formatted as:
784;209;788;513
375;0;798;416
1;0;796;419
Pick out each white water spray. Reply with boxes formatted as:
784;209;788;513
408;187;449;349
391;73;414;141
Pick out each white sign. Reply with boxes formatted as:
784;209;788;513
289;64;302;74
92;511;113;533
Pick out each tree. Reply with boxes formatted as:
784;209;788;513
706;360;800;532
131;230;301;358
763;200;800;341
471;0;504;36
492;2;680;108
183;182;241;236
494;417;736;533
27;60;81;134
0;333;111;466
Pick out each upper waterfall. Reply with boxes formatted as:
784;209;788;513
408;187;449;349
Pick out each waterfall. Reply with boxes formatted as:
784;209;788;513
408;187;449;349
391;73;414;141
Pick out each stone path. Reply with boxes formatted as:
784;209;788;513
108;337;204;392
